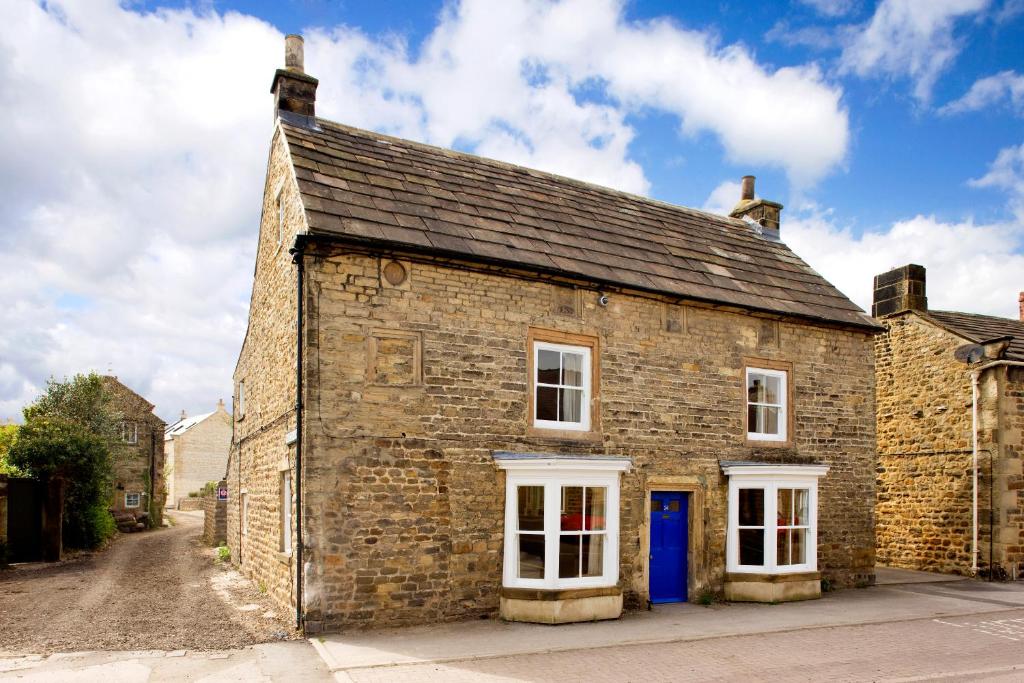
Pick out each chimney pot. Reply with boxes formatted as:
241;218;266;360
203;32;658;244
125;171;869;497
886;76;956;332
1019;291;1023;321
740;175;755;201
285;34;304;73
180;410;187;420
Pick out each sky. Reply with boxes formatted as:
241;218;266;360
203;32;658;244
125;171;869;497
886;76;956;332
0;0;1022;423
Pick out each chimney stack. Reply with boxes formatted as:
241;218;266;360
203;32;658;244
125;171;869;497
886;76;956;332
729;175;783;237
217;398;226;412
180;409;187;420
1019;292;1023;321
271;34;318;125
872;264;927;318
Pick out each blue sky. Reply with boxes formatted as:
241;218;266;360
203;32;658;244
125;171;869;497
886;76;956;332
1;0;1022;420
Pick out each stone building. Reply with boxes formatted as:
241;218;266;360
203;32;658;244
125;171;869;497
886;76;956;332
102;376;166;525
874;265;1024;578
164;400;232;508
227;35;881;632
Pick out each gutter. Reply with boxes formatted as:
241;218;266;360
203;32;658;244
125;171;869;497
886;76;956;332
968;359;1024;576
290;236;307;631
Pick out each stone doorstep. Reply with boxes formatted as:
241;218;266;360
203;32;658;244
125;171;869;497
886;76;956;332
308;581;1024;673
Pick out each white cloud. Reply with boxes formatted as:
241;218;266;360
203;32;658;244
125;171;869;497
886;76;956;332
969;142;1024;221
940;70;1024;115
0;0;852;420
786;208;1024;318
839;0;990;102
702;180;743;216
799;0;858;17
308;0;850;188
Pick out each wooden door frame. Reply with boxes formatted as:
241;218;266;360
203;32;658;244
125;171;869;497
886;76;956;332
640;477;705;604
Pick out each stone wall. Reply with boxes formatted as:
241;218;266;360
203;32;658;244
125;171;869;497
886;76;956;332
296;246;876;631
202;490;227;547
226;126;301;615
994;366;1024;575
875;313;995;574
177;496;203;512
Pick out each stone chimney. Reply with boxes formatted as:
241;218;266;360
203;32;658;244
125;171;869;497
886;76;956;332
872;264;927;318
217;398;226;412
729;175;783;238
1019;292;1023;321
270;34;318;124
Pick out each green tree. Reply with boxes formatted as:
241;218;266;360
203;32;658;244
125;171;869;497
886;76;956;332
0;423;25;476
9;373;124;549
8;417;115;548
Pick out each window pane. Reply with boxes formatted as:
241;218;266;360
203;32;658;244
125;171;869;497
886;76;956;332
585;487;606;530
581;534;604;577
559;534;580;578
559;387;583;423
536;386;558;421
748;374;766;403
561;486;583;530
739;528;764;566
748;406;780;435
738;488;764;526
561;352;583;387
778;488;793;526
517;486;544;531
777;528;807;566
518;534;545;579
537;349;560;384
795;489;809;526
748;372;781;405
763;375;781;404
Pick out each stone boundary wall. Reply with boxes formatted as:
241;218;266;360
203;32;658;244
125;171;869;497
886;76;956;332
178;497;203;511
202;491;227;547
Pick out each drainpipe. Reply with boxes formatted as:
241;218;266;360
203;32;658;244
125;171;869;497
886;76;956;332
971;370;980;575
290;238;306;631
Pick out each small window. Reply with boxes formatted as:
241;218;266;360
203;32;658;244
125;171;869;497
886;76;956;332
276;187;285;245
125;492;141;508
280;472;292;555
120;421;138;444
532;341;591;431
237;380;246;418
746;367;787;442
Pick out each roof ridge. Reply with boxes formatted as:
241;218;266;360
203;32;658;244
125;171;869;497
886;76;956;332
306;118;748;230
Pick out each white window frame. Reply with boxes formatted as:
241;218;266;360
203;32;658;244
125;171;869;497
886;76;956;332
121;421;138;444
280;472;292;555
746;367;788;442
532;341;591;432
125;492;141;508
497;456;629;590
724;464;828;575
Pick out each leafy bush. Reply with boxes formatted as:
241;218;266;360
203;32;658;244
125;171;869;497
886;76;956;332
199;481;218;496
216;545;231;563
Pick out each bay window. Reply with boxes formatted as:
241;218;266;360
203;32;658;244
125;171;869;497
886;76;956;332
497;454;629;590
723;463;828;574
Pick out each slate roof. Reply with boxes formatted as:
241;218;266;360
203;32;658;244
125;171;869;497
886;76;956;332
927;310;1024;361
280;116;878;331
164;411;215;440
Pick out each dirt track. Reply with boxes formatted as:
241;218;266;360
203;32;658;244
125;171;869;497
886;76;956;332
0;511;295;655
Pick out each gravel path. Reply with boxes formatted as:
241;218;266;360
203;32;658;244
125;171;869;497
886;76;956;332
0;511;296;655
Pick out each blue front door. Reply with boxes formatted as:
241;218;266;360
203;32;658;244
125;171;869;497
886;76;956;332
650;491;688;603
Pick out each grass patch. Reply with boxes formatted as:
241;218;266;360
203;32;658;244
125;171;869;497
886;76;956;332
215;545;230;563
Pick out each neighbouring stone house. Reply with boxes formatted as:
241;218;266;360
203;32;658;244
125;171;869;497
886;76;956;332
102;376;166;524
227;35;881;632
874;265;1024;578
164;400;232;508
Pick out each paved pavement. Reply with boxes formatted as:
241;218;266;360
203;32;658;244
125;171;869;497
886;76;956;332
875;565;968;585
5;577;1024;681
